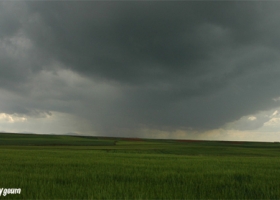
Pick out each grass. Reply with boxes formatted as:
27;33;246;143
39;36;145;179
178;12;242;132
0;133;280;199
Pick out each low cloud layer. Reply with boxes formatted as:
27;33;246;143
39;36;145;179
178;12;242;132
1;2;280;140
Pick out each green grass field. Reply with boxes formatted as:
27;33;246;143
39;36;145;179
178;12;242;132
0;133;280;199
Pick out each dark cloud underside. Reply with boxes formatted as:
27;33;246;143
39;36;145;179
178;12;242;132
1;1;280;135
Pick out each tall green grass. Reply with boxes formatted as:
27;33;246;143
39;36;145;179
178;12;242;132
0;145;280;199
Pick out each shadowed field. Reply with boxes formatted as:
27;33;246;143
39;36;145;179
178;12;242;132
0;133;279;199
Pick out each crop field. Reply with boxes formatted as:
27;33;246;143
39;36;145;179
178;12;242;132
0;133;280;199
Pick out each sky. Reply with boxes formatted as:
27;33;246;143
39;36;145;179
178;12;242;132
1;1;280;142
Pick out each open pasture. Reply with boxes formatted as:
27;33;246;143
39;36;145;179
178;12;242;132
0;133;279;199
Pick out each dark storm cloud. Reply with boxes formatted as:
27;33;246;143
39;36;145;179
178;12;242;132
1;1;280;135
26;2;266;84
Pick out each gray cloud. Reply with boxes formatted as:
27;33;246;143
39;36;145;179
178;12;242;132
1;1;280;136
